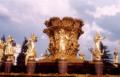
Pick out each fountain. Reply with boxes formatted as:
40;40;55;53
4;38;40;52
0;17;119;77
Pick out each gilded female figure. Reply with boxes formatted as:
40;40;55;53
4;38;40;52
25;34;37;65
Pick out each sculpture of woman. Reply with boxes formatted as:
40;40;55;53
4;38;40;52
25;34;37;65
114;48;118;63
59;29;66;52
92;32;105;61
94;32;104;52
4;35;15;62
113;48;119;67
0;39;4;62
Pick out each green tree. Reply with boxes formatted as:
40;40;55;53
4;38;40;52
101;45;112;63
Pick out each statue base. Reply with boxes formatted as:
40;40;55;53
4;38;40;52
27;58;36;74
5;60;13;73
94;61;103;76
58;59;68;74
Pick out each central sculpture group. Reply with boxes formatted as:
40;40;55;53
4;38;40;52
44;17;84;60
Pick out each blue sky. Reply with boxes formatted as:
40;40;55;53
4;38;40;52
0;0;120;60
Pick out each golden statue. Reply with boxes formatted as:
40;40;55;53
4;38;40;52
59;29;69;53
4;35;15;62
91;48;103;61
0;39;4;62
94;32;104;51
79;53;85;61
91;32;104;61
44;17;84;60
25;34;37;65
113;48;118;67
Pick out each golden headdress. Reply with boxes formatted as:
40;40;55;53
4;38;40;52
7;35;13;42
31;33;37;42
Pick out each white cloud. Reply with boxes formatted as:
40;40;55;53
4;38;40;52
89;5;120;18
81;22;111;41
27;0;78;17
0;0;78;24
0;4;8;16
91;22;104;33
40;34;48;40
91;22;112;35
0;4;22;23
0;4;9;15
80;22;106;49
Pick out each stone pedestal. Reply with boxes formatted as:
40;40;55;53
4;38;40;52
95;61;103;76
0;62;2;72
0;62;2;66
27;59;36;74
58;59;68;74
5;60;13;73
